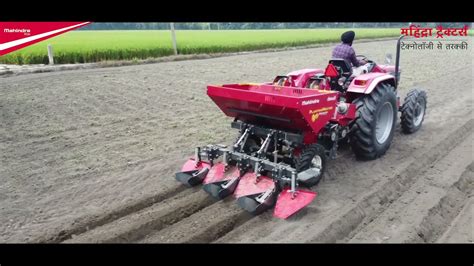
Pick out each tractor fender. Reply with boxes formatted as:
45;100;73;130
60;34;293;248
286;68;324;87
347;73;396;95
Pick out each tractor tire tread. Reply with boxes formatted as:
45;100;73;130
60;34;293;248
350;82;397;160
295;144;326;187
400;89;427;134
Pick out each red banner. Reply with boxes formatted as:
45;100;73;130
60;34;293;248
0;22;91;56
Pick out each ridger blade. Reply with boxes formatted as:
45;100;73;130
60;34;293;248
233;172;275;199
203;162;239;185
237;188;277;215
235;173;276;215
202;162;240;199
273;189;317;219
203;176;240;199
175;168;209;187
175;159;211;187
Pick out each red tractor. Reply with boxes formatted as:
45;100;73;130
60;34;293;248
176;36;427;219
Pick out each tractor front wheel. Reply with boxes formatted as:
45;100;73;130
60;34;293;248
400;89;427;134
350;83;398;160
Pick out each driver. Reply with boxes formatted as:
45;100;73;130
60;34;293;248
332;31;367;67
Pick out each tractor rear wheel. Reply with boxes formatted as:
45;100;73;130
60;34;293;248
350;83;397;160
400;89;427;134
295;144;326;187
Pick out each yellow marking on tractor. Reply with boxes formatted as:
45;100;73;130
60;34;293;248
309;107;334;122
317;89;333;94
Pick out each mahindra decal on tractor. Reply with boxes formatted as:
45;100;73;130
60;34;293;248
175;36;428;219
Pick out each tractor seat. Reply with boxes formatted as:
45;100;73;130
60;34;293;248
325;59;353;92
328;58;352;78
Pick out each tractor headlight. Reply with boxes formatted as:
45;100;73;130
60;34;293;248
337;77;346;86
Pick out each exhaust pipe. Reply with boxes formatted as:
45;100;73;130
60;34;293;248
395;35;405;88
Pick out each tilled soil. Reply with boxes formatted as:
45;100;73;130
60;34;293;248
1;38;472;243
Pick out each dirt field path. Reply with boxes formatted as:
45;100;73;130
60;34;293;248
1;38;472;243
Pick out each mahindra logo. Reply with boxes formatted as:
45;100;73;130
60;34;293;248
3;28;31;35
302;99;320;106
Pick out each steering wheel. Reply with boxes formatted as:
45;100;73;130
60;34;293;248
355;55;376;73
356;54;375;65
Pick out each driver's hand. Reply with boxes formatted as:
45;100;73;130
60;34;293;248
360;59;368;65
